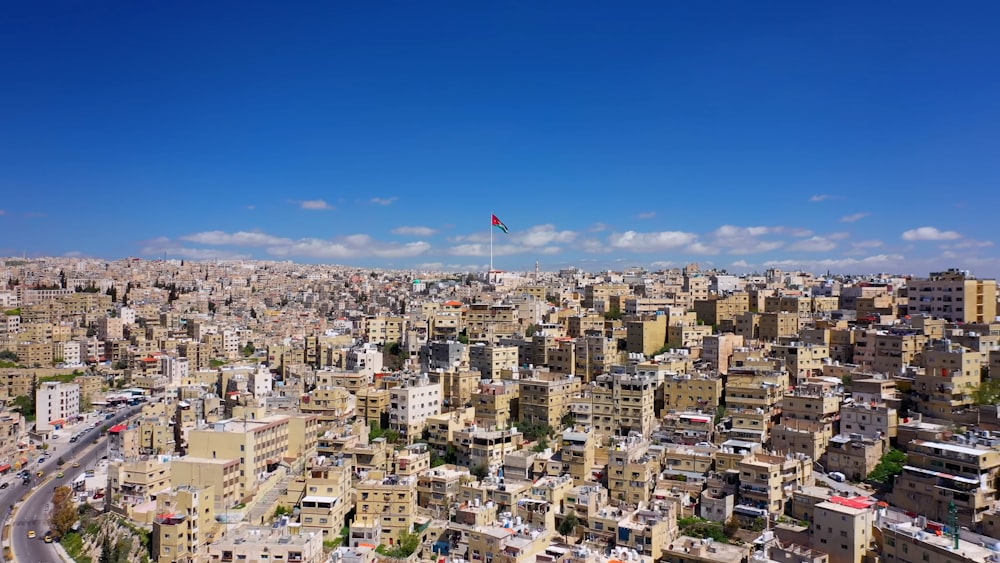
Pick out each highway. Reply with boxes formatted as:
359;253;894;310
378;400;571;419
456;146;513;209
3;405;141;563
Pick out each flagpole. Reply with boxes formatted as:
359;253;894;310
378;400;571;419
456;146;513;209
490;212;494;275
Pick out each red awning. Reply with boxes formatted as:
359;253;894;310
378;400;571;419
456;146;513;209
109;424;127;433
0;464;11;472
50;419;66;426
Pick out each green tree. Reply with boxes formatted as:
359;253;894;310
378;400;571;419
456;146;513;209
558;513;579;537
525;323;538;337
868;448;907;483
242;342;256;357
471;464;489;479
974;379;1000;405
603;307;623;321
0;350;18;362
12;393;35;421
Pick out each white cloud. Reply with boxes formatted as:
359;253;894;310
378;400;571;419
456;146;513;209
607;230;698;252
852;240;884;248
268;235;431;259
763;253;905;271
788;236;837;252
809;194;832;202
840;212;870;223
392;226;437;237
140;243;251;260
371;197;398;206
182;230;292;247
943;239;994;249
589;222;611;232
650;261;676;268
709;225;785;255
299;199;334;210
514;225;577;247
902;226;962;241
730;260;752;269
637;211;656;220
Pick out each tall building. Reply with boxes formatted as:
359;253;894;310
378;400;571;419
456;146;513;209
812;496;875;563
36;381;80;431
590;372;656;438
905;269;998;324
388;375;442;443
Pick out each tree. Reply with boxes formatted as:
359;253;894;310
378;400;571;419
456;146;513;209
49;485;77;537
868;448;907;484
525;323;538;337
0;350;18;362
242;343;256;357
603;307;623;321
974;379;1000;405
471;464;489;479
558;513;579;537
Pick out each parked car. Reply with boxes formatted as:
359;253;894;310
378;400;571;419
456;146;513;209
829;471;847;482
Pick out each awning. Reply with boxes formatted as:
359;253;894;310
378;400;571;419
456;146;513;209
50;419;66;426
0;464;10;472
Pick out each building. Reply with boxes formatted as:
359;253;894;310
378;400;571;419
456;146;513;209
472;380;519;430
205;525;325;563
890;435;1000;527
35;381;80;431
590;372;657;438
469;344;519;380
914;339;984;422
354;471;417;545
880;520;997;563
904;269;998;324
152;485;217;563
388;374;442;443
812;497;875;563
518;373;580;429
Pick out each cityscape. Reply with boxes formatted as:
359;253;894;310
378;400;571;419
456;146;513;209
3;2;1000;563
0;258;999;563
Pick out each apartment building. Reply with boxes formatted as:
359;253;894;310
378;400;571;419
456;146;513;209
518;373;580;429
770;341;830;383
416;465;468;517
171;457;242;511
700;333;744;375
453;426;524;472
890;435;1000;527
880;521;997;563
428;366;480;410
107;456;173;521
573;335;616;383
723;371;787;444
625;315;667;356
354;471;418;545
824;433;886;483
904;269;998;324
693;293;750;327
206;525;325;563
152;485;217;563
472;380;519;430
736;452;813;518
852;328;927;375
660;373;723;415
355;387;389;428
559;428;595;485
187;414;295;501
36;381;80;431
469;344;519;380
914;340;984;421
388;375;441;443
297;455;352;538
607;435;660;505
812;497;875;563
758;312;804;341
590;372;657;438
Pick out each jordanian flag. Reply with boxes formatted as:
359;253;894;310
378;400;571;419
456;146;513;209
492;214;509;234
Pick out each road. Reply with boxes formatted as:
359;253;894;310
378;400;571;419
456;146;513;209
4;405;141;563
814;471;878;498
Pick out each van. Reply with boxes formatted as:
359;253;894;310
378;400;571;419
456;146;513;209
829;472;846;482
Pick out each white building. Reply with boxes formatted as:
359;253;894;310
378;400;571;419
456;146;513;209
388;375;441;441
160;356;190;388
36;381;81;431
347;344;383;377
56;340;82;365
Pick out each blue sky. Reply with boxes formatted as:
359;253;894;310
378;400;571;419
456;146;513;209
1;2;999;276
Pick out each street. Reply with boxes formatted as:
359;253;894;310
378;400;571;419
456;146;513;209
2;405;141;563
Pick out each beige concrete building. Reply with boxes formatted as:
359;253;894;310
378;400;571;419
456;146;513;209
469;344;519;380
724;370;787;444
590;372;657;438
107;456;173;520
914;340;984;421
771;342;830;383
206;525;325;563
693;293;750;327
187;414;297;501
904;268;998;324
559;428;595;485
354;471;418;545
171;456;242;511
812;497;874;563
518;372;580;429
607;435;660;505
152;485;217;563
453;425;524;472
660;373;723;415
472;380;519;430
626;315;667;356
388;374;442;442
880;521;997;563
890;436;1000;527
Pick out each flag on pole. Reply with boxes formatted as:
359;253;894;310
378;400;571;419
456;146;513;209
491;214;509;234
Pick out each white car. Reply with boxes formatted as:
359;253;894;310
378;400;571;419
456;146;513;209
829;472;847;482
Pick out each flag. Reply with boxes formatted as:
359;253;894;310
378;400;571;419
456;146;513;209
492;214;509;234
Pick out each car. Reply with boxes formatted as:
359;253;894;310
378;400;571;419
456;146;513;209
0;482;8;490
36;471;44;477
27;530;35;539
71;462;80;468
55;472;64;479
92;491;105;499
44;534;53;543
829;471;847;482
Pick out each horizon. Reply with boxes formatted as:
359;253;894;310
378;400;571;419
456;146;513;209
1;3;998;276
